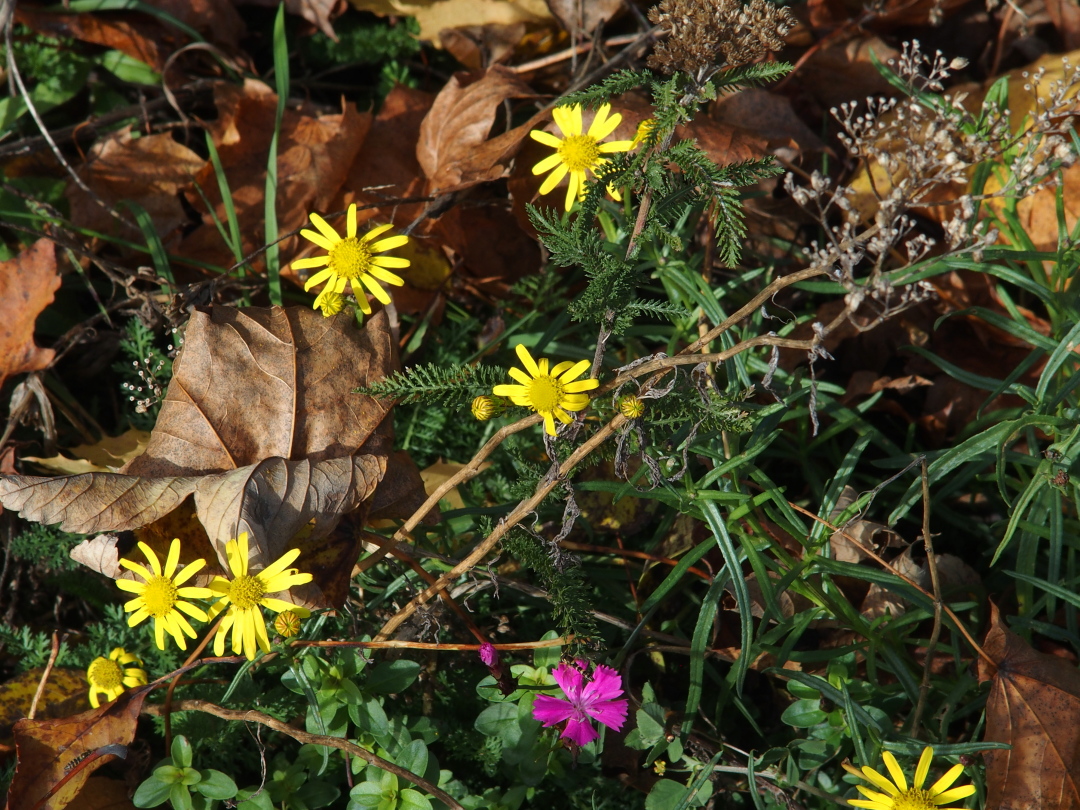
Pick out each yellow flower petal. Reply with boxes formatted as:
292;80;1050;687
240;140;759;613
914;747;933;790
138;542;162;576
860;767;900;796
292;256;330;271
882;752;907;792
360;223;394;243
347;203;357;239
308;212;342;245
369;258;409;273
173;558;206;586
530;130;563;149
932;785;976;804
533;152;563;175
164;539;180;578
300;228;336;252
514;344;540;377
542;412;557;436
304;268;335;291
598;140;635;153
538;163;569;196
371;234;408;252
115;579;144;594
588;106;622;141
928;764;965;796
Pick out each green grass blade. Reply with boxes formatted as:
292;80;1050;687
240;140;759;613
205;131;244;267
264;3;289;305
120;200;174;289
702;501;753;692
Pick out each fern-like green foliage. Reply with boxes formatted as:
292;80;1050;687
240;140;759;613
502;528;599;651
559;69;655;109
355;363;505;406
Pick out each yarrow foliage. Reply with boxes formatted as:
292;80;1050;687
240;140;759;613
532;661;628;746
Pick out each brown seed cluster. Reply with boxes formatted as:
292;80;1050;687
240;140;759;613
647;0;795;76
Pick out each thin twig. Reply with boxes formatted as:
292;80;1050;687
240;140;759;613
27;631;62;720
910;457;944;735
510;34;641;74
144;700;464;810
164;616;224;750
293;637;567;651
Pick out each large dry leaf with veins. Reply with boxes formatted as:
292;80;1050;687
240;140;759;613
979;602;1080;809
0;306;401;608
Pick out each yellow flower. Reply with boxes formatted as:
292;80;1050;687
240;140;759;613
530;103;634;212
314;289;346;317
86;647;148;708
493;344;599;436
207;533;313;661
618;394;645;419
843;747;977;810
293;203;410;317
116;539;213;651
471;395;503;421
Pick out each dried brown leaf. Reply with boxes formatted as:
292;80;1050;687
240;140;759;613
979;602;1080;809
0;238;61;391
545;0;621;35
181;80;370;276
0;307;400;608
347;0;552;41
417;66;537;193
9;686;148;810
66;126;205;245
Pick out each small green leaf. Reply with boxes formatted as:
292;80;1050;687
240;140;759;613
366;659;421;694
781;699;828;728
398;789;433;810
195;770;238;800
133;776;173;808
171;736;193;768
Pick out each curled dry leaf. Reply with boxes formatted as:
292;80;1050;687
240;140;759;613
417;66;539;193
0;238;61;392
347;0;552;42
9;685;149;810
979;602;1080;810
0;307;408;609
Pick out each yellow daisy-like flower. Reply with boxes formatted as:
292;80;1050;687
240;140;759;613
207;532;313;661
314;289;346;317
116;539;213;651
293;203;410;317
530;103;635;212
86;647;148;708
493;344;599;436
843;747;977;810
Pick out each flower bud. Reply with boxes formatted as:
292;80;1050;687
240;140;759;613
274;610;303;638
618;395;645;419
471;395;503;421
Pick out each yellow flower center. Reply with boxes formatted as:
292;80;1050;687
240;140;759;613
88;658;123;690
329;237;373;279
227;574;266;610
893;790;935;810
527;375;565;412
142;576;179;618
558;134;601;172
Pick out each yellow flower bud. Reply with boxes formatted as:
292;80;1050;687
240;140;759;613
274;610;303;638
314;289;345;317
472;395;503;421
618;394;645;419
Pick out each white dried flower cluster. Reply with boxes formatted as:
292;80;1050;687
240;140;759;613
121;355;167;414
784;39;1078;341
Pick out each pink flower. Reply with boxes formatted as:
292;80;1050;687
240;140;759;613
479;642;499;667
532;660;628;746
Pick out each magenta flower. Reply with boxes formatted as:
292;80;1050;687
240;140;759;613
532;660;628;746
479;642;499;667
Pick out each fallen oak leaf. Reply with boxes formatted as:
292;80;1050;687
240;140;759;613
979;602;1080;809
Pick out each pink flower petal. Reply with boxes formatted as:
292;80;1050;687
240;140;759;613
562;717;599;746
582;665;624;703
478;642;499;667
584;697;628;731
533;694;575;727
551;662;587;701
